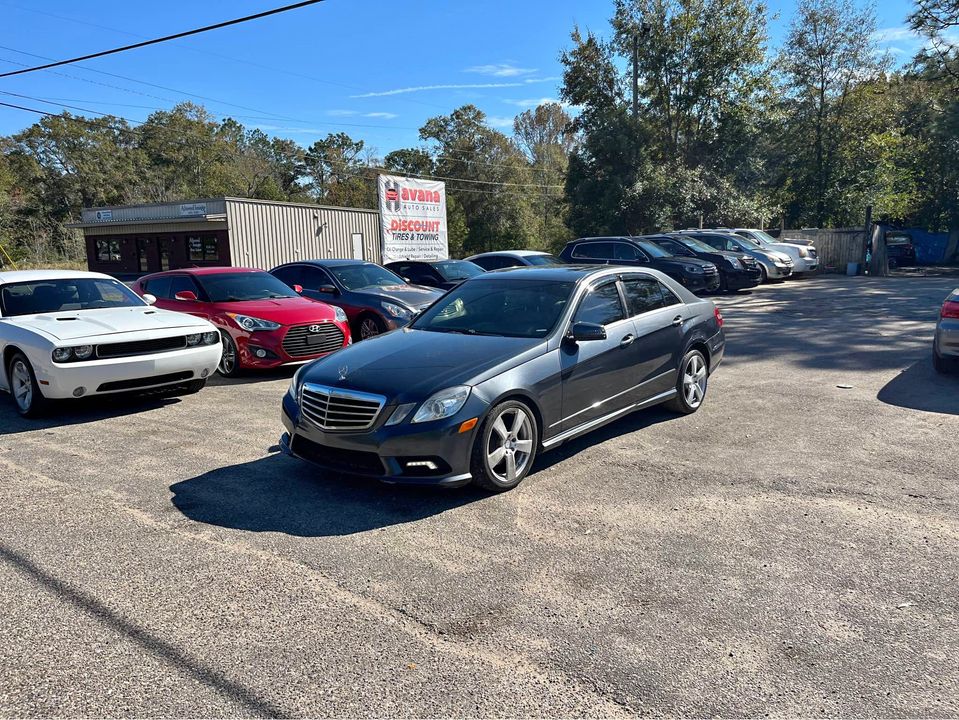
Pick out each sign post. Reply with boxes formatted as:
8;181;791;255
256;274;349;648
377;174;448;263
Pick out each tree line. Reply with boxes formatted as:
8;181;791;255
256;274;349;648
0;0;956;266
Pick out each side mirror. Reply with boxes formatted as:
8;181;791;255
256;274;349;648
174;290;198;302
318;284;338;295
292;284;304;294
569;321;607;342
142;293;157;306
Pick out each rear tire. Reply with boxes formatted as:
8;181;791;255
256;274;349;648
665;349;708;414
7;352;49;418
470;400;538;492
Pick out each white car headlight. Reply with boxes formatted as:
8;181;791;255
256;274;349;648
725;257;742;269
227;313;281;331
185;333;202;346
412;386;471;423
382;302;412;320
52;347;73;362
798;247;809;258
333;306;348;323
202;331;220;345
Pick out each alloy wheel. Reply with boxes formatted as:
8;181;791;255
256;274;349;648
683;354;708;409
11;359;33;412
360;318;381;340
219;334;237;375
486;406;534;484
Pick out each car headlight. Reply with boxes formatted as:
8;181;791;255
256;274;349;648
202;331;219;345
412;386;471;423
333;306;348;323
385;402;417;426
382;302;412;320
798;247;809;258
226;313;281;331
73;345;94;360
52;347;73;362
185;333;202;346
725;257;742;269
685;265;705;274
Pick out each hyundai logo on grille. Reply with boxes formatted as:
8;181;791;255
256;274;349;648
309;324;323;333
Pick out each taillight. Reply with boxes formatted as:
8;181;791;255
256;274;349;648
942;301;959;319
714;307;724;327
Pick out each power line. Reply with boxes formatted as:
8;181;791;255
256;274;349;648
0;0;327;79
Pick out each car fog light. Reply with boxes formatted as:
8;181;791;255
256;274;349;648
202;331;219;345
73;386;86;397
406;460;439;471
253;348;267;358
185;334;202;346
201;368;209;378
52;347;73;362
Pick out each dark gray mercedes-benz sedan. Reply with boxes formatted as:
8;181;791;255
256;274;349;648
280;265;725;492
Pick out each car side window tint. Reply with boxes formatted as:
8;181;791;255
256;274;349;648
144;276;172;299
169;275;201;299
574;282;625;326
621;277;666;316
660;283;682;307
300;266;331;289
407;265;435;283
572;242;613;260
613;243;640;260
273;265;301;287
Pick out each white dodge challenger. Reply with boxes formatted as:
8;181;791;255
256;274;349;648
0;270;222;417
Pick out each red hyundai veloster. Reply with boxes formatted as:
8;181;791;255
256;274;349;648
133;268;351;376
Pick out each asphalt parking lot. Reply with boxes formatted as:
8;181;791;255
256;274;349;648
1;273;957;718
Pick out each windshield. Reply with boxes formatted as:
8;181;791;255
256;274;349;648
524;254;563;266
412;279;574;338
197;272;299;302
634;240;671;258
329;264;405;290
750;230;779;244
433;260;485;281
0;277;144;317
677;236;719;253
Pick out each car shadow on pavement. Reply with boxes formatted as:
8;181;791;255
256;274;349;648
206;365;298;387
169;451;486;537
877;357;959;416
0;394;181;436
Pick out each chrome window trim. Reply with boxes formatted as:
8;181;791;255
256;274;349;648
548;369;675;429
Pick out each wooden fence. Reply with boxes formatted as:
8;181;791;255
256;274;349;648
779;228;865;272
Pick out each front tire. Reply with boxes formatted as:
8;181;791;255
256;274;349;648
470;400;538;492
218;333;241;377
666;349;708;414
356;314;387;341
759;264;769;284
7;352;48;418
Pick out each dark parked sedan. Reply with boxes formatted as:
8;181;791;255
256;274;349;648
271;260;444;340
559;237;721;294
281;265;725;492
465;250;564;270
645;234;762;292
385;259;485;291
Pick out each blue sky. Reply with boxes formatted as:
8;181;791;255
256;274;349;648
0;0;921;155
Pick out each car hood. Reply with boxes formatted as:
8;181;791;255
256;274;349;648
299;327;544;401
6;306;211;342
654;257;716;270
350;284;444;310
212;297;337;324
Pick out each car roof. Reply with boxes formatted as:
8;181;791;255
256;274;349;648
467;250;552;258
142;267;265;278
469;264;649;283
294;259;377;268
0;269;114;284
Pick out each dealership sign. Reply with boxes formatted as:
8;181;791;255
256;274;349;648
377;174;448;263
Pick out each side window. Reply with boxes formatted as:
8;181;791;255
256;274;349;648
621;277;666;316
390;263;412;279
660;282;682;307
699;236;721;251
301;266;333;289
574;282;625;326
144;276;172;299
407;265;435;283
478;256;512;270
572;242;613;260
169;275;201;299
272;265;302;287
613;243;641;261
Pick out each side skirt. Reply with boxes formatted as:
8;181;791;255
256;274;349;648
541;388;677;450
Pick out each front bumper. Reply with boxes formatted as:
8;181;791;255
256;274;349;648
766;263;793;279
37;344;221;399
678;272;721;293
280;391;484;486
936;320;959;359
725;267;763;290
790;256;819;273
233;321;350;370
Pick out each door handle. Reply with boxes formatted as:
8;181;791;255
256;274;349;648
671;315;684;326
619;334;635;348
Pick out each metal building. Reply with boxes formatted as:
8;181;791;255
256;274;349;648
70;197;381;276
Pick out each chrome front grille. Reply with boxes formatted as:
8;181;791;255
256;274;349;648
282;323;344;358
300;383;385;432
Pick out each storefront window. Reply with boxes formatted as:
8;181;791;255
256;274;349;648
187;235;219;261
96;239;121;263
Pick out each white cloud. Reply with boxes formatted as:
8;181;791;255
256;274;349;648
351;83;523;98
466;63;537;77
503;97;568;108
524;75;561;84
871;26;918;44
485;115;516;128
327;109;358;116
364;112;397;119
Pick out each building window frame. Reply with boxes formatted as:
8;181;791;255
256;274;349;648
96;238;121;263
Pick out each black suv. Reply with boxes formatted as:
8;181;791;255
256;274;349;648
644;234;762;292
385;259;485;291
559;237;720;294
